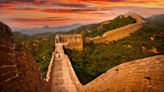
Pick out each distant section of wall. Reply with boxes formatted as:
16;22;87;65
124;12;145;23
82;55;164;92
56;34;83;51
86;12;145;43
87;23;143;43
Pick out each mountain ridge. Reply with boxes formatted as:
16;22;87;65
67;12;140;37
146;14;164;27
14;23;82;35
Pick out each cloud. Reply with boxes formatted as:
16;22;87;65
0;1;23;10
11;7;39;11
0;0;35;2
53;3;91;8
42;8;98;14
66;0;164;6
0;0;163;29
5;17;72;22
79;0;124;2
76;0;162;2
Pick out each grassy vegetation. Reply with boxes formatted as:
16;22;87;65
13;32;55;76
68;15;136;37
65;23;164;84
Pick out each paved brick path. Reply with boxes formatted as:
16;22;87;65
51;44;77;92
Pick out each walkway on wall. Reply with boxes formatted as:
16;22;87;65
87;13;145;43
50;44;164;92
51;43;77;92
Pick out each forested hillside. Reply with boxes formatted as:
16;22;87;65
146;14;164;27
68;15;136;37
65;23;164;84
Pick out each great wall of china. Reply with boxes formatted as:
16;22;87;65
0;12;164;92
0;22;49;92
46;13;164;92
86;12;145;43
49;43;164;92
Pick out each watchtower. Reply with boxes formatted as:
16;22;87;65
55;34;83;51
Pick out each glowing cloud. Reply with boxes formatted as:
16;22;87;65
0;0;163;28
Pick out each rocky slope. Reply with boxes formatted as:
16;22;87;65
0;22;49;92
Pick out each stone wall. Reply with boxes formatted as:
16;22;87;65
86;13;144;43
82;55;164;92
56;34;83;51
0;22;49;92
87;23;143;43
46;51;55;88
56;43;164;92
65;55;83;91
51;43;79;92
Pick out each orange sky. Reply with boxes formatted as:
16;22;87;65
0;0;164;29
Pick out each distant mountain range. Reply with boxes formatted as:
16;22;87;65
14;23;82;35
67;13;164;38
67;13;137;37
146;14;164;27
13;13;164;35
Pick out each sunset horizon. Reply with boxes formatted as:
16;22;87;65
0;0;164;29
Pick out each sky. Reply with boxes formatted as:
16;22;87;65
0;0;164;29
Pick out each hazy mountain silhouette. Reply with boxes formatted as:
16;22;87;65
146;14;164;27
14;23;82;35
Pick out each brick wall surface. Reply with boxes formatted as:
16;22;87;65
55;34;83;51
56;42;164;92
0;22;49;92
82;55;164;92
